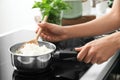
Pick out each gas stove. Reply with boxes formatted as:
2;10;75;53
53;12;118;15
0;30;119;80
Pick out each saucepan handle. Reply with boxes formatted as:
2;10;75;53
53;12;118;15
54;50;78;59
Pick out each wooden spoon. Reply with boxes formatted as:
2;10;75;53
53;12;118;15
21;16;48;48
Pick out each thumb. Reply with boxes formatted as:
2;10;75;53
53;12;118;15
38;22;53;29
38;22;47;28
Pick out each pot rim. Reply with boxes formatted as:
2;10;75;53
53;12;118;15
9;41;56;57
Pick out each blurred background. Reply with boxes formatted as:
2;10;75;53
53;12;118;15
0;0;37;34
0;0;111;34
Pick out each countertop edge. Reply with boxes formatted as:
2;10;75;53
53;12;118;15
80;51;119;80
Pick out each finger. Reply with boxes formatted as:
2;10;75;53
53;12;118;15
75;47;82;51
40;33;54;42
41;33;48;40
97;60;103;64
91;55;98;64
84;50;96;63
84;54;94;63
77;46;90;61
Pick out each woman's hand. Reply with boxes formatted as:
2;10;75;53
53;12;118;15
36;22;67;42
75;32;120;64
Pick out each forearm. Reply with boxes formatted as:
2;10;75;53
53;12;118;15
65;12;120;38
63;14;118;39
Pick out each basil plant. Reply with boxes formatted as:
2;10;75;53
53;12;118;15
32;0;70;25
108;0;114;8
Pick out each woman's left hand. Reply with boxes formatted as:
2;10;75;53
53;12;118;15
75;33;119;64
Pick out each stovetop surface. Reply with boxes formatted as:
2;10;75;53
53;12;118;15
0;37;94;80
1;57;92;80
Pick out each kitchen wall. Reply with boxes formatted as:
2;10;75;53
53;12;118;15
0;0;39;34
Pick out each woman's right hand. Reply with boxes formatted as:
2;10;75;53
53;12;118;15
37;22;67;42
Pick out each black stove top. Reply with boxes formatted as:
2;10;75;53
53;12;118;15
0;56;91;80
13;60;91;80
0;37;94;80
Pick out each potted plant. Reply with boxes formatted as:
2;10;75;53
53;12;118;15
32;0;70;25
108;0;114;8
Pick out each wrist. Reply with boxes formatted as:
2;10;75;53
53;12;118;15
109;32;120;50
115;32;120;49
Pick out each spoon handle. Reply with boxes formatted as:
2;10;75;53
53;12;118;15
36;16;48;40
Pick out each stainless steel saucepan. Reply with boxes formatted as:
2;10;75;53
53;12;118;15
9;41;77;73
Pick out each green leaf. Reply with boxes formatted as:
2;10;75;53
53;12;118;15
32;0;71;24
